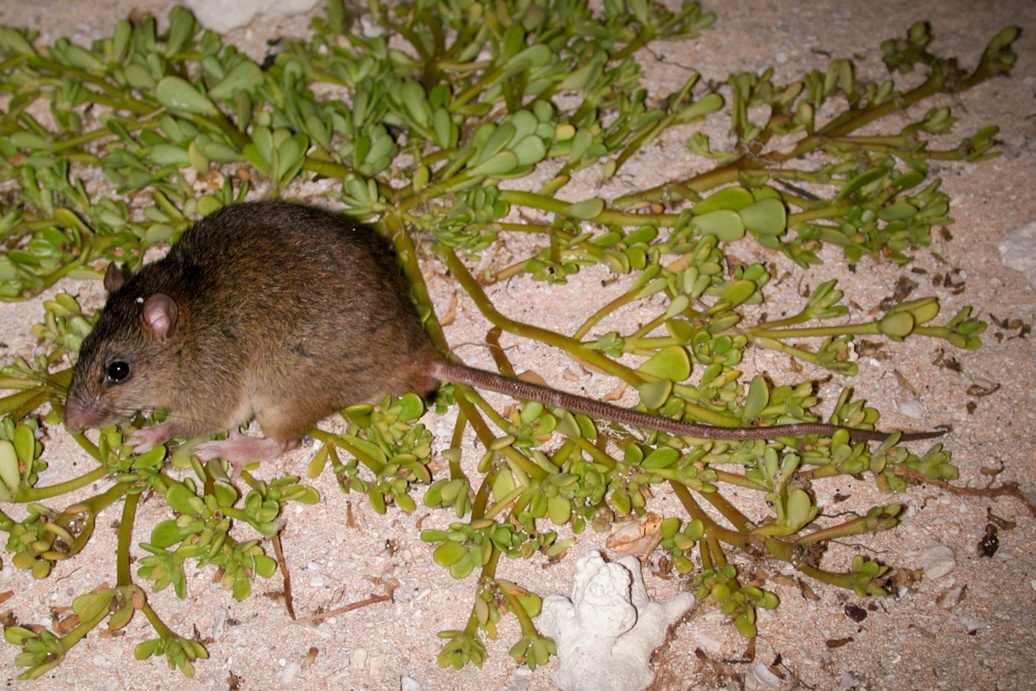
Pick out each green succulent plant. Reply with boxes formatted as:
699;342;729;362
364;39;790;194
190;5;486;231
0;0;1020;678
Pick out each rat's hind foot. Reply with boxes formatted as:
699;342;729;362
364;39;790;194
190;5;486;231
193;436;294;475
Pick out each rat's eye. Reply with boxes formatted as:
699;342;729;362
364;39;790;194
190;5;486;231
105;361;130;383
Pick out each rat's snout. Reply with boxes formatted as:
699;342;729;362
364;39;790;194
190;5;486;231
63;398;92;430
63;389;113;431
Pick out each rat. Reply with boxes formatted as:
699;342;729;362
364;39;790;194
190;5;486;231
64;201;946;470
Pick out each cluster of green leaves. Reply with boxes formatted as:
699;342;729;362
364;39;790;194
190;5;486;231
0;0;1019;679
0;349;318;678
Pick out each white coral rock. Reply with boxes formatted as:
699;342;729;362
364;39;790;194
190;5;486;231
184;0;321;33
536;551;696;691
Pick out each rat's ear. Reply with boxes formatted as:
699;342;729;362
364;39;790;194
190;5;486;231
103;263;126;293
142;294;179;342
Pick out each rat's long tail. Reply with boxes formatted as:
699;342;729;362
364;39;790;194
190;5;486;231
429;360;947;443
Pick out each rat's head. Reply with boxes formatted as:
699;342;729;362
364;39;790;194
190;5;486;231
65;263;182;431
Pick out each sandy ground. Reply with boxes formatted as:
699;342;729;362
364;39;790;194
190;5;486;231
0;1;1033;689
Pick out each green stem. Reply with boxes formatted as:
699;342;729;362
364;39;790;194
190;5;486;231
703;530;730;570
697;485;754;532
748;310;812;331
15;464;107;501
787;201;860;224
712;469;769;492
301;155;359;180
472;468;491;522
76;481;128;515
609;27;657;61
39;602;110;676
139;601;177;638
462;546;503;637
496;578;538;635
441;245;646;387
483;480;524;521
572;287;643;341
794;510;898;546
795;563;862;590
629;310;669;341
747;336;825;367
747;320;881;340
670;480;746;547
798;463;845;480
26;56;152;115
447;410;468;481
573;436;617;470
450;389;547;483
612;45;994;209
116;490;139;586
496;189;682;227
310;429;385;475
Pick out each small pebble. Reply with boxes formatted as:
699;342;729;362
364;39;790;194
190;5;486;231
997;219;1036;289
351;648;368;670
750;663;782;688
310;623;335;638
918;545;957;581
897;399;925;419
279;661;302;683
937;585;965;609
955;615;990;633
400;676;422;691
693;633;723;655
840;672;861;688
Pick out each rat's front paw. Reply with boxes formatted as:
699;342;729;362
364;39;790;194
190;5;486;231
128;422;178;453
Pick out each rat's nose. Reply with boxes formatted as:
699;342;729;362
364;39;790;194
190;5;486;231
63;392;106;430
63;401;88;430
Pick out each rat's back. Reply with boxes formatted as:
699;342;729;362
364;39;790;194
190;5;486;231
169;201;441;440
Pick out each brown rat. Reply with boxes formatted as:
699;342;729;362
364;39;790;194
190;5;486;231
64;201;945;469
